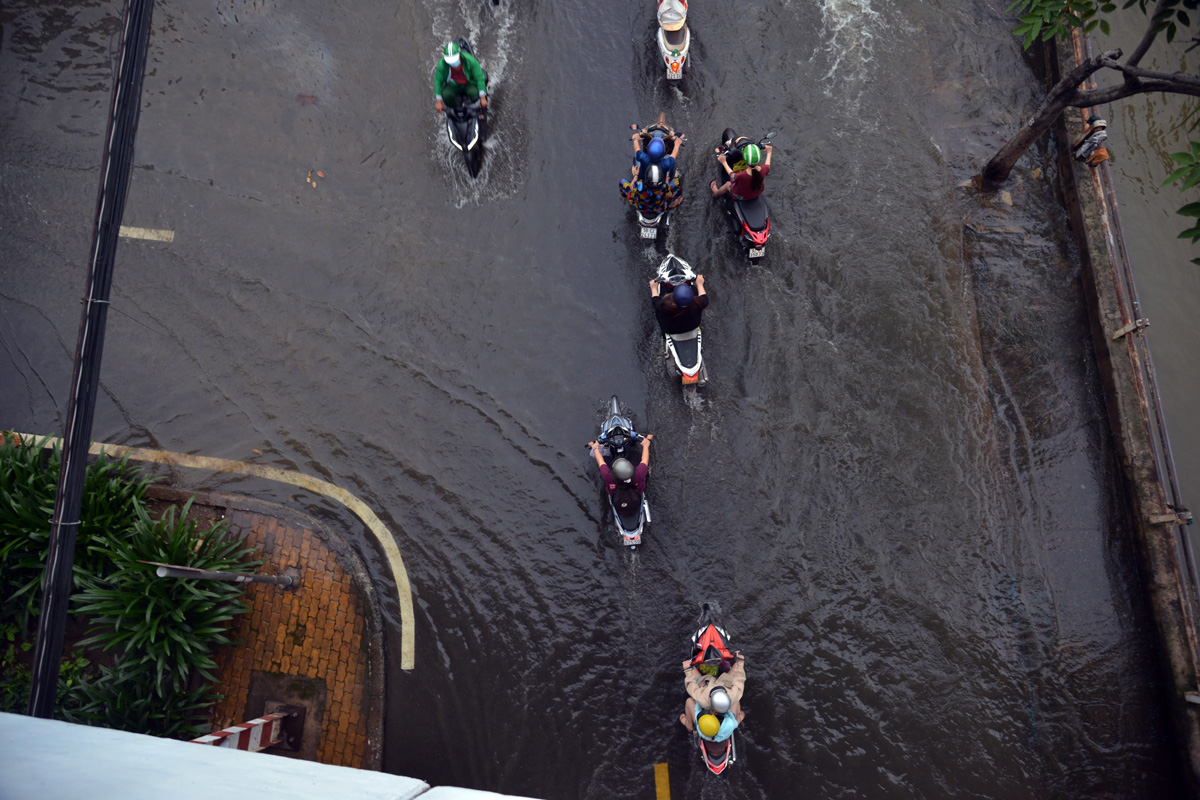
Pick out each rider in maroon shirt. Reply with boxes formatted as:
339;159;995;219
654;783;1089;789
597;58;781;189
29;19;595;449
711;143;773;201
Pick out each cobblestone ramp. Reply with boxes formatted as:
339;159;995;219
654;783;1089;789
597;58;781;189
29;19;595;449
155;489;386;769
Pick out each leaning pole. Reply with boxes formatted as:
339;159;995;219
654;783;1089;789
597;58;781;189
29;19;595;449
27;0;156;719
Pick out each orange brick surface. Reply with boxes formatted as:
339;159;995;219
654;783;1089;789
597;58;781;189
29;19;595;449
209;509;374;767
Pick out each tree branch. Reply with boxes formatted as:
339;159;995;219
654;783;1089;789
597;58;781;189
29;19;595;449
1126;0;1172;68
1072;79;1200;106
1046;48;1123;107
1099;57;1200;90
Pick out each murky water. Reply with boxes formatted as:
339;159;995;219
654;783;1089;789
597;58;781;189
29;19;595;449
0;0;1186;797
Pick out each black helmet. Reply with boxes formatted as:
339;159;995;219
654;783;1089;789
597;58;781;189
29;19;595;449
645;164;665;187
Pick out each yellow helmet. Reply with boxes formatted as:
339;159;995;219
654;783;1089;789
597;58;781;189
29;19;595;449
698;714;720;738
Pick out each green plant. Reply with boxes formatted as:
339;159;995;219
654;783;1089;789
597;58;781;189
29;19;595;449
0;623;93;716
77;449;155;575
1010;0;1117;48
0;436;59;631
0;437;153;632
75;498;260;694
66;658;216;740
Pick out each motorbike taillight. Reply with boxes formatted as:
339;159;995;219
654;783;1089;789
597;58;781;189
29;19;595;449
742;219;769;246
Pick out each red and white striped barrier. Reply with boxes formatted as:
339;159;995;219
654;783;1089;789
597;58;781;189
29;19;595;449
191;712;286;752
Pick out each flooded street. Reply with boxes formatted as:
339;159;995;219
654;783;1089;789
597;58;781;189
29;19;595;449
0;0;1187;797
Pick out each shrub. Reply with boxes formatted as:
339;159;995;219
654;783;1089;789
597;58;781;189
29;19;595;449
65;658;216;740
0;623;93;717
74;498;260;695
0;437;153;632
0;437;258;738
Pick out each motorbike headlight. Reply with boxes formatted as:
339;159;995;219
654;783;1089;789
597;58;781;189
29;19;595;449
447;122;463;151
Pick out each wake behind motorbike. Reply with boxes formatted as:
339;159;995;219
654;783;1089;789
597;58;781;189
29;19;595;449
656;0;690;81
687;603;740;775
594;395;650;548
714;128;775;263
628;116;684;241
443;37;490;178
655;253;707;390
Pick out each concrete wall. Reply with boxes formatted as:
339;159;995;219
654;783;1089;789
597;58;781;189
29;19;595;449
0;713;541;800
1050;37;1200;796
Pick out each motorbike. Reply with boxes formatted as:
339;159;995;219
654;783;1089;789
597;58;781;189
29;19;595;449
687;603;740;775
628;115;684;241
443;37;489;178
656;0;690;81
594;395;651;547
654;253;707;390
714;128;775;263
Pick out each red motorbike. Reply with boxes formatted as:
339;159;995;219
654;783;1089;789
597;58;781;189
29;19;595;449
714;128;775;263
686;603;740;774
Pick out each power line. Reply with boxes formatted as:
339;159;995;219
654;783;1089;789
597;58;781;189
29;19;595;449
27;0;157;719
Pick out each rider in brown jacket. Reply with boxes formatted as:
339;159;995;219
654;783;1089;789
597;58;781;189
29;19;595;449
678;654;746;731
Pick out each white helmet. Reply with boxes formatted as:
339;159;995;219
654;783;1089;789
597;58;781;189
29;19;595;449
612;458;635;481
710;687;731;714
644;163;665;188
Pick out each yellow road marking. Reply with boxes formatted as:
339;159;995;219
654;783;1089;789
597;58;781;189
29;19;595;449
119;225;175;242
15;433;415;670
654;763;670;800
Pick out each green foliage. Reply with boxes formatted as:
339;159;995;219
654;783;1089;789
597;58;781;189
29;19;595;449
74;498;260;695
0;623;93;716
0;436;59;630
1010;0;1116;49
0;437;260;739
1162;145;1200;261
0;436;154;632
1008;0;1199;49
65;658;217;740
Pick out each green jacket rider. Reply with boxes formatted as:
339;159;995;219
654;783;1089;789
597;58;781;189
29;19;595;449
433;41;488;114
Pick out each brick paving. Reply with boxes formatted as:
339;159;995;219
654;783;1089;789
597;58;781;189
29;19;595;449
148;487;384;769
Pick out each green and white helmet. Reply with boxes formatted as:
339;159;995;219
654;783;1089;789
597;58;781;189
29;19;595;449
742;143;762;167
443;41;461;66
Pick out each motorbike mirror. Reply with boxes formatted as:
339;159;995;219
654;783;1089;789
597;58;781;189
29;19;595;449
764;130;777;139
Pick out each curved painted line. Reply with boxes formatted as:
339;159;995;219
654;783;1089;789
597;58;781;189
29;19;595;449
16;433;415;670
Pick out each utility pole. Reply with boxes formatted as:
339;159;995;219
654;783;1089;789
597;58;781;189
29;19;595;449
27;0;156;719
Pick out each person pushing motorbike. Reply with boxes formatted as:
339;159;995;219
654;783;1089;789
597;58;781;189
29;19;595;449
433;41;488;114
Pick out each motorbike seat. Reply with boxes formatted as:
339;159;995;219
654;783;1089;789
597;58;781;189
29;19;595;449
616;505;643;531
663;27;687;48
735;195;768;230
668;329;700;367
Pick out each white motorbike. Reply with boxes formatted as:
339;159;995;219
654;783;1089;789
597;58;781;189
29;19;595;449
656;0;690;80
655;253;707;390
595;396;651;547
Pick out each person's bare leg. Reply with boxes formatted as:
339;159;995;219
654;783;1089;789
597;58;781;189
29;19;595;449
679;697;696;731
